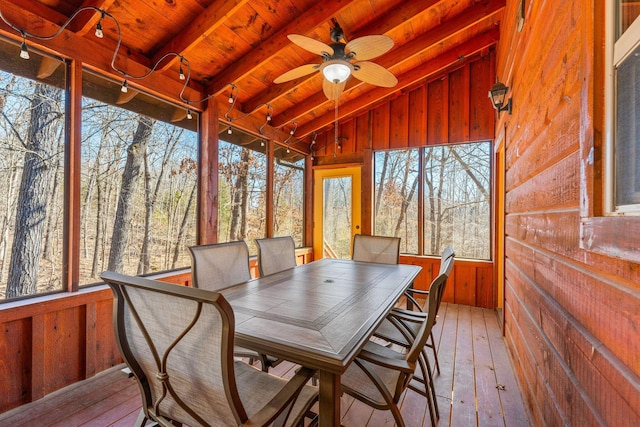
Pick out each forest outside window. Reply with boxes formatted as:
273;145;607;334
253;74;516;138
273;143;305;247
0;41;66;300
607;0;640;213
218;127;267;255
80;72;198;285
374;142;491;260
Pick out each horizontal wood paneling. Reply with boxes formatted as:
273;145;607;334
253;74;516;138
400;255;494;308
497;0;640;424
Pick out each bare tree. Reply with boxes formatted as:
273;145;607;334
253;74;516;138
6;83;63;298
107;116;153;273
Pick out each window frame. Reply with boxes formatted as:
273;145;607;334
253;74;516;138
604;0;640;215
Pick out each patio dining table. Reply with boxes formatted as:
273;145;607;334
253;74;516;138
219;258;421;427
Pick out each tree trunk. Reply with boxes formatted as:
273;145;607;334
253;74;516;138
229;148;250;240
107;116;153;273
172;181;196;268
375;152;389;218
6;83;63;298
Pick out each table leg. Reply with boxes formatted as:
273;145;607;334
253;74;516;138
318;370;341;427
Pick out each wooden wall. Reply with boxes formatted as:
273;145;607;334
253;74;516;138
496;0;640;425
312;51;495;157
0;287;121;413
314;52;497;309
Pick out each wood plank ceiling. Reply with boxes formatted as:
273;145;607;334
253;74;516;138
0;0;505;148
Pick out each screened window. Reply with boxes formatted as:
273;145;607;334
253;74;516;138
80;74;198;284
218;127;267;254
0;42;66;300
374;150;419;253
423;142;491;259
273;144;305;247
608;0;640;213
374;142;491;260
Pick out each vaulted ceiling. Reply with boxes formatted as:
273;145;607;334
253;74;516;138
0;0;505;146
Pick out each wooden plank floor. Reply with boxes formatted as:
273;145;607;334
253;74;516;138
0;304;531;426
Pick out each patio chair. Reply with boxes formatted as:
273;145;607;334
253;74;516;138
340;265;449;427
371;248;455;422
352;234;401;264
256;236;297;277
102;271;318;427
401;245;455;375
189;241;281;371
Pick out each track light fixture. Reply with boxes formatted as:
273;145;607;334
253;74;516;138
19;33;29;60
121;80;128;93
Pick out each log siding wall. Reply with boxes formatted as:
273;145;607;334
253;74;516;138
497;0;640;425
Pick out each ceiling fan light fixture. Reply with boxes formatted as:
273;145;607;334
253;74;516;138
323;61;351;83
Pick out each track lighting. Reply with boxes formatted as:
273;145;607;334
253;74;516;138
186;109;192;120
121;80;128;93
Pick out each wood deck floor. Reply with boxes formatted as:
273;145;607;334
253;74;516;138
0;303;531;427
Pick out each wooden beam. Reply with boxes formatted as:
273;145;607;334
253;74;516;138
68;0;117;36
296;29;500;137
37;56;62;79
0;2;203;110
115;88;139;104
270;0;505;129
245;0;446;112
206;0;356;97
152;0;251;72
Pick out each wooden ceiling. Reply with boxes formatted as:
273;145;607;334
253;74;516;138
0;0;505;145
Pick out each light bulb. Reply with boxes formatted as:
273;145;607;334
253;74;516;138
20;41;29;60
95;22;103;38
186;109;192;120
267;113;271;121
260;140;265;147
179;65;185;80
228;128;232;134
121;80;128;93
286;147;290;153
228;94;234;104
322;62;351;83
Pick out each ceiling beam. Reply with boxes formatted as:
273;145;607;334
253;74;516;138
205;0;356;97
271;0;504;128
152;0;251;72
68;0;117;36
245;0;446;113
0;1;203;109
295;29;499;137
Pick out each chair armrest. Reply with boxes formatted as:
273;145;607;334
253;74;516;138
246;367;317;426
403;289;428;312
390;308;427;322
357;348;412;374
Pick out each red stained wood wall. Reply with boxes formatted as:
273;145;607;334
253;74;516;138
495;0;640;425
314;52;497;309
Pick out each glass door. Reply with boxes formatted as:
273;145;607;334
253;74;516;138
313;167;361;259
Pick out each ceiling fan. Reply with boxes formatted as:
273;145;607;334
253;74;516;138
274;19;398;100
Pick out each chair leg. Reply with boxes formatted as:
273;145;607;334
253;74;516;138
134;409;149;427
428;331;440;375
417;351;438;426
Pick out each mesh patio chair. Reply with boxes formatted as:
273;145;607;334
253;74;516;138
102;271;318;427
189;241;281;371
352;234;401;264
256;236;297;277
400;245;455;374
371;248;455;423
340;266;450;427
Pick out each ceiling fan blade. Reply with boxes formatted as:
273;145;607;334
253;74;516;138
274;63;320;83
345;35;394;61
288;34;334;56
352;61;398;87
323;78;346;100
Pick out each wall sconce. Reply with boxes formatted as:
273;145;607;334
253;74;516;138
488;79;512;115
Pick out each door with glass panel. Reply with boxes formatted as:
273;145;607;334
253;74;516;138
313;167;361;260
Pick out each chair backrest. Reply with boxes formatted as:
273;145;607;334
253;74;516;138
438;245;455;275
189;241;251;291
101;271;248;426
256;236;297;277
352;234;401;264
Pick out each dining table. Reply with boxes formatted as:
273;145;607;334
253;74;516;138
219;258;422;427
